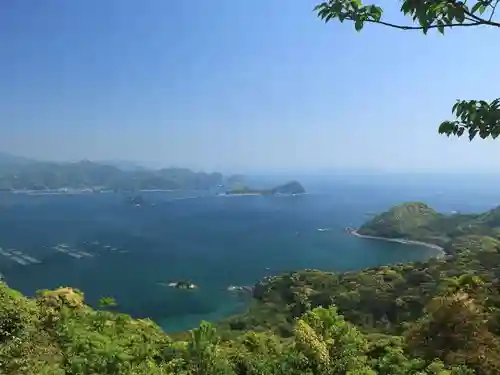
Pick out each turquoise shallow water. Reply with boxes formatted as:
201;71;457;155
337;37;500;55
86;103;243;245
0;179;499;332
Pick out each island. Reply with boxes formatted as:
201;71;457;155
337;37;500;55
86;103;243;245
225;180;306;196
167;281;198;290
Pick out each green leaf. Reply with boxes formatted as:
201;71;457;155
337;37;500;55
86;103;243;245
479;128;490;139
471;2;483;13
374;6;383;21
333;2;343;14
400;0;413;15
355;19;364;31
438;121;455;134
418;15;427;28
469;129;478;141
437;20;445;34
455;8;465;23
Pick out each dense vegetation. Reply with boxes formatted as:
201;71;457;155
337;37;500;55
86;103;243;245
4;201;500;374
0;159;223;192
226;181;306;196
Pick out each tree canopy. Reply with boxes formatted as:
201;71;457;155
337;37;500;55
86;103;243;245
314;0;500;141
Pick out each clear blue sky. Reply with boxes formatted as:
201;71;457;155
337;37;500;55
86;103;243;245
0;0;498;173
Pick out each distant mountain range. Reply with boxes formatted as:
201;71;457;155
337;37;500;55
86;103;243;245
0;152;224;192
93;160;148;172
0;152;35;166
0;152;307;194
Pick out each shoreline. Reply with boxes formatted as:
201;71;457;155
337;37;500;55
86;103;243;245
350;229;446;259
224;193;263;197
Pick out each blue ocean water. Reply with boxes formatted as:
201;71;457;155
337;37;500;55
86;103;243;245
0;177;499;332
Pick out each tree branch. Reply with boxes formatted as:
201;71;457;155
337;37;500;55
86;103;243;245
462;8;500;26
489;0;500;21
348;18;483;30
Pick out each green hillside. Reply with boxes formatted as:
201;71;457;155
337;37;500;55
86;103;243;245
357;202;442;239
356;202;500;249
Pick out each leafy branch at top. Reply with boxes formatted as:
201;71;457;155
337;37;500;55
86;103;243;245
315;0;500;140
315;0;500;34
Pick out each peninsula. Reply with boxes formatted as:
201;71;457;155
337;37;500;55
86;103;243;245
225;180;306;196
347;201;500;255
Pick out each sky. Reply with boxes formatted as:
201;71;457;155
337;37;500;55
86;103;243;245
0;0;499;174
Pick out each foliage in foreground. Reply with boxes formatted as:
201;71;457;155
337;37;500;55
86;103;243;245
0;280;481;375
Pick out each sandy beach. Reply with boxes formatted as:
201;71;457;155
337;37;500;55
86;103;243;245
350;229;446;259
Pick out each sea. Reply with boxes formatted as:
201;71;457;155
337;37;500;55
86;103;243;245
0;173;499;333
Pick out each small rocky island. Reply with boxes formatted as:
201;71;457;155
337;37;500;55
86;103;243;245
167;281;198;290
226;180;306;196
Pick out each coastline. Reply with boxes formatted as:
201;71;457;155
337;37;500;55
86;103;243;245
350;229;446;259
224;193;264;197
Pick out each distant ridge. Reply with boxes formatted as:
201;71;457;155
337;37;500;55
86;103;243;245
0;151;35;166
94;160;148;172
0;153;224;192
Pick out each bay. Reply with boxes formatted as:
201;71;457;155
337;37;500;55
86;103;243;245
0;177;499;332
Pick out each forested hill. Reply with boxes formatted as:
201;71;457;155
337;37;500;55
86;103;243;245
0;159;223;191
357;201;500;252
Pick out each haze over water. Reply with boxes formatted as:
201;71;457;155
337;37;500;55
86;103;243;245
0;176;499;332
